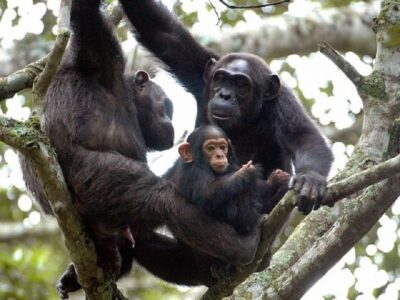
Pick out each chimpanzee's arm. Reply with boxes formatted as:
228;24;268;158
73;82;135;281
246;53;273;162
119;0;217;124
198;169;257;212
70;0;125;81
275;87;334;214
71;147;259;265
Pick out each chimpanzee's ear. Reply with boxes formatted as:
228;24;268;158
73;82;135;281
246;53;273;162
264;74;280;101
203;58;218;82
178;143;193;163
135;71;149;90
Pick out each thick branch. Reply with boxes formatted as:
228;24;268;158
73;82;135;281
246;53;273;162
196;3;377;60
0;55;48;101
235;1;400;298
0;220;59;242
324;153;400;206
0;116;126;300
206;151;400;299
265;173;400;299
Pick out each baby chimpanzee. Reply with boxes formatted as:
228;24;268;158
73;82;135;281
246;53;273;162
166;125;290;235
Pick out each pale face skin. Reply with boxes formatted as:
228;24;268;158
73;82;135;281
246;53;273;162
202;138;229;173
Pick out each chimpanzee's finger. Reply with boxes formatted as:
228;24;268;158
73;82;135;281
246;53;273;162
298;181;312;214
297;194;308;213
298;195;313;215
288;176;296;189
300;181;312;198
243;160;253;168
318;184;329;207
313;185;322;210
293;176;305;193
305;183;318;209
303;199;314;215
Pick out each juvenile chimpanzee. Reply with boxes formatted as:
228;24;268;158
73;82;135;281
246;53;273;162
120;0;334;215
21;0;263;297
168;125;290;235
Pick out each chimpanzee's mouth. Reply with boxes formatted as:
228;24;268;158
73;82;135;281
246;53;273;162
211;113;232;121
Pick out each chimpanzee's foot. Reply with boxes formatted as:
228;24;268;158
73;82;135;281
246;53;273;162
56;263;81;299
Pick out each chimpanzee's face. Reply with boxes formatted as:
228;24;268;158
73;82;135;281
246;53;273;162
202;137;229;173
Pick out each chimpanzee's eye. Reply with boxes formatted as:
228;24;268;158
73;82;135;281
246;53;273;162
213;72;226;85
235;75;251;97
235;77;248;88
207;145;216;152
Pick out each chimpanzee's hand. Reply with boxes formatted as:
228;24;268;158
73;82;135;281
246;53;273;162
236;160;256;176
266;169;291;188
240;160;255;170
235;160;258;185
289;170;327;215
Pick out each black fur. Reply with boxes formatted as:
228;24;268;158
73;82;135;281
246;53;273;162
167;125;289;235
20;0;262;297
120;0;334;215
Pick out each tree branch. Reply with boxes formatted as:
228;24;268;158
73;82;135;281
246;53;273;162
324;153;400;206
0;1;128;298
319;43;364;89
0;55;48;101
234;1;400;298
0;220;59;242
0;116;127;300
218;0;290;9
33;29;70;108
197;3;377;60
203;150;400;299
0;2;123;102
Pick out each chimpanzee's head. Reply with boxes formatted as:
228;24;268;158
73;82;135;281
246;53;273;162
203;53;281;130
178;125;237;174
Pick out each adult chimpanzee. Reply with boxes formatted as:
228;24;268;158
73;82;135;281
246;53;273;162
21;70;173;217
119;0;334;214
22;0;263;297
168;125;290;235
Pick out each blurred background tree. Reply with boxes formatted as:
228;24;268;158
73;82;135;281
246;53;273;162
1;0;398;299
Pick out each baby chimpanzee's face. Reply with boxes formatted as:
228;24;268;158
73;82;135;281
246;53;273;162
202;138;229;173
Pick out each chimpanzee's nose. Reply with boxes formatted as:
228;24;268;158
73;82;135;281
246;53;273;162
219;89;232;101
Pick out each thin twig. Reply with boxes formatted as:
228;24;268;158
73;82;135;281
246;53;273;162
33;29;70;107
219;0;291;9
208;0;222;25
319;42;364;88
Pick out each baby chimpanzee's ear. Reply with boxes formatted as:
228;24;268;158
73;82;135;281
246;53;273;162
178;143;193;163
134;70;150;90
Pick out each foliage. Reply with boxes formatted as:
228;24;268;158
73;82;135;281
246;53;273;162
0;243;67;300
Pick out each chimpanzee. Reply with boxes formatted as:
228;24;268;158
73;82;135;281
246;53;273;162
167;125;290;235
21;0;263;297
21;70;173;217
119;0;334;215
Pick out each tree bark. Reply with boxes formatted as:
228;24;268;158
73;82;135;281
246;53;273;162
191;2;378;60
233;1;400;299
